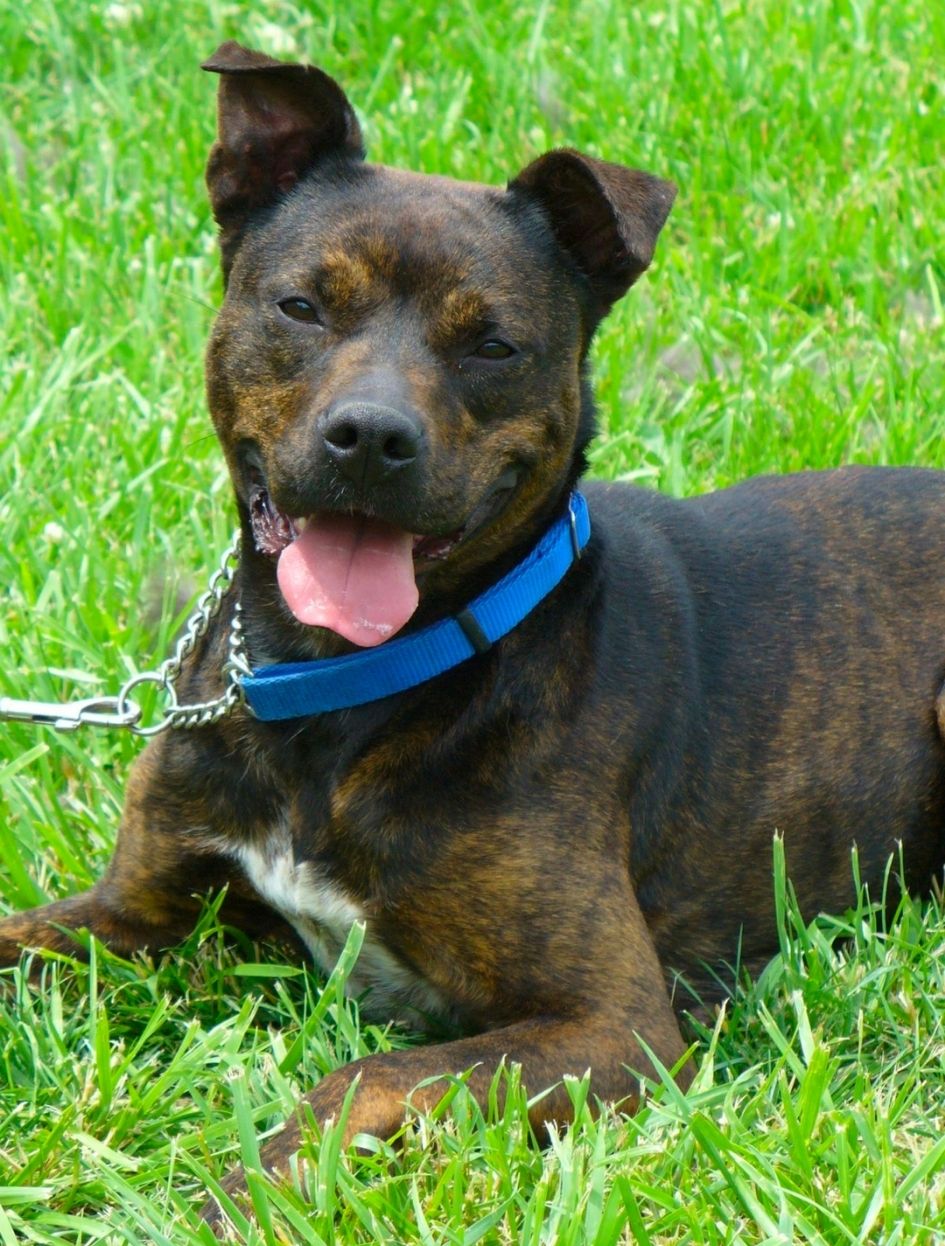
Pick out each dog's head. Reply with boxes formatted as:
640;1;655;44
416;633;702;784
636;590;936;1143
202;43;675;651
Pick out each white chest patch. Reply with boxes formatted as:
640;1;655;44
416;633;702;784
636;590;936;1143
234;824;449;1030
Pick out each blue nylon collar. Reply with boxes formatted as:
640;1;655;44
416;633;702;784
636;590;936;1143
241;491;591;720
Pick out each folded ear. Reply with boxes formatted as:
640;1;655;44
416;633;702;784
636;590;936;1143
202;42;364;276
509;149;676;320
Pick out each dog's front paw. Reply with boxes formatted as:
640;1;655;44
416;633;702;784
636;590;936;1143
200;1109;329;1233
198;1065;379;1233
198;1159;254;1235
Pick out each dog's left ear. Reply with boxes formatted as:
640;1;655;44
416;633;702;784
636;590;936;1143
509;149;676;319
202;42;364;277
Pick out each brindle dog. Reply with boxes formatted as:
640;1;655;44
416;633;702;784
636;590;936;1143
3;41;945;1226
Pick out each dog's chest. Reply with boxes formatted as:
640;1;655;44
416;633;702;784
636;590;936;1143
234;825;448;1029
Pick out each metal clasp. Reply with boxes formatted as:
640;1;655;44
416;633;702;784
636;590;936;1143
1;531;245;739
568;497;583;562
0;694;142;733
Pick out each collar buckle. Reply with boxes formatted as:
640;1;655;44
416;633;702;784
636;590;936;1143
568;495;583;562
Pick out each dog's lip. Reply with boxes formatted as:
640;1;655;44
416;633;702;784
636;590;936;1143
247;471;521;565
411;469;521;564
248;481;299;556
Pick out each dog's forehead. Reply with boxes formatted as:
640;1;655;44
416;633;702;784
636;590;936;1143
370;163;502;201
251;161;558;288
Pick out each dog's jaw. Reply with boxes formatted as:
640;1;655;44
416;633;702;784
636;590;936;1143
244;467;523;648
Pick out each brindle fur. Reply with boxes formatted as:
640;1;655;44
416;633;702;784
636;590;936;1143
2;42;945;1229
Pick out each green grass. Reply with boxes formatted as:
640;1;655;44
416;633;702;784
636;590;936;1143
1;0;944;1240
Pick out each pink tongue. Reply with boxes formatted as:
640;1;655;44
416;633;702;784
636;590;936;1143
277;514;419;647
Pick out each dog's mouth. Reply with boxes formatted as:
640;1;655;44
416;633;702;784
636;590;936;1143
246;474;518;649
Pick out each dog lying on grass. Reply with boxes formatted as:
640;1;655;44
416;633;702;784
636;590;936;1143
2;41;944;1227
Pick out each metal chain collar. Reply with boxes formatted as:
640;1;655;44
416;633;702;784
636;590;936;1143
0;534;250;736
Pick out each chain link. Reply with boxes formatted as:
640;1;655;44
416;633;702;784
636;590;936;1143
117;532;248;735
0;533;251;737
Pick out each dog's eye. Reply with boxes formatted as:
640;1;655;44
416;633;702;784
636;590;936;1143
278;298;321;324
473;340;516;361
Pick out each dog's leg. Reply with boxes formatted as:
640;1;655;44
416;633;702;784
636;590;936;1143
201;1018;683;1227
0;857;275;967
0;740;279;967
201;877;688;1227
0;882;190;965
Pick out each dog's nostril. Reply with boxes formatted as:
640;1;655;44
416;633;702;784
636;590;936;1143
325;420;358;451
383;431;418;462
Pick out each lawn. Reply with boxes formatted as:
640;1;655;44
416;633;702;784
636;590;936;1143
1;0;944;1241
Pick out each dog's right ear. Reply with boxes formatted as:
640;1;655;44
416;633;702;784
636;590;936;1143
202;42;364;277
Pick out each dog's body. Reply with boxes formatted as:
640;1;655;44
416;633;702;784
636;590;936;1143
3;43;944;1222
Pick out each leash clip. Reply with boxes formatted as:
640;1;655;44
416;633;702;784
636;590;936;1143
0;694;142;733
2;531;247;738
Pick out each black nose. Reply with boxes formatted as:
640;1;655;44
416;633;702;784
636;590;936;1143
319;403;424;487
